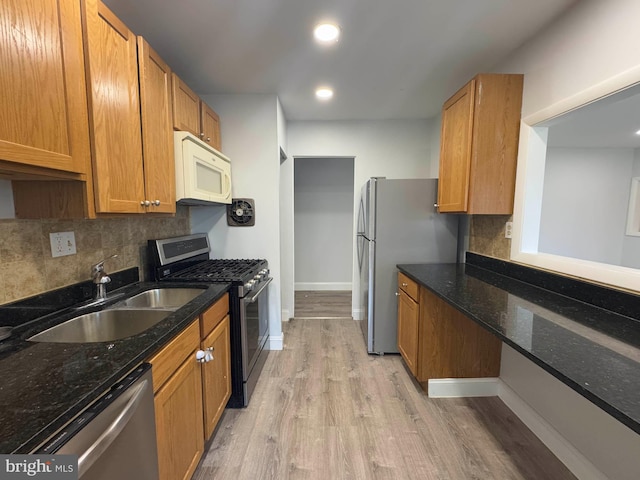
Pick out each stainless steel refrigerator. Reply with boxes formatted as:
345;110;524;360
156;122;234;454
357;177;458;354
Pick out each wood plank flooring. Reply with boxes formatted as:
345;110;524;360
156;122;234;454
194;318;575;480
294;290;352;318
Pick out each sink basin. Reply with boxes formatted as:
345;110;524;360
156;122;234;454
119;288;205;310
28;308;172;343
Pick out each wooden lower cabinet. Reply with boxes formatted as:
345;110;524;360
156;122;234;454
396;271;501;388
201;315;231;439
148;320;203;480
397;274;420;376
417;287;501;383
148;294;231;480
154;351;204;480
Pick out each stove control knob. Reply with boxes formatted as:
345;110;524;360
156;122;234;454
245;280;256;290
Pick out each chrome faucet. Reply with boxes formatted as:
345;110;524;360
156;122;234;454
91;254;117;300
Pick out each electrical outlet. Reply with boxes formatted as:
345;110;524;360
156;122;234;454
505;221;513;239
50;231;77;258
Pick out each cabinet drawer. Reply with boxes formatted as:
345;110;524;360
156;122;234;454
398;272;419;301
200;293;229;339
148;320;200;393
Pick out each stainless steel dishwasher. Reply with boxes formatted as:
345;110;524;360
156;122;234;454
35;363;159;480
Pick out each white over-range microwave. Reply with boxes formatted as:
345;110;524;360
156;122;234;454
174;131;232;205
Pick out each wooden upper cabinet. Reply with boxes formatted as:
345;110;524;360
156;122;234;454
437;73;523;214
172;73;222;151
201;102;222;151
171;74;200;136
138;37;176;214
0;0;91;175
82;0;145;213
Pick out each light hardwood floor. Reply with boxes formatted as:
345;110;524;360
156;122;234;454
294;290;352;318
194;318;575;480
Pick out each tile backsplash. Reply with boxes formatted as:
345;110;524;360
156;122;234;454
468;215;512;261
0;207;190;304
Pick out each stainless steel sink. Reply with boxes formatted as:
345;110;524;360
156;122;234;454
28;309;172;343
118;288;205;310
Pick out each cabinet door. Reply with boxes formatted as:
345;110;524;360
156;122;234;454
83;0;145;213
154;354;205;480
437;79;475;213
0;0;90;174
172;74;200;136
200;102;222;151
138;37;176;213
201;315;231;440
397;290;419;376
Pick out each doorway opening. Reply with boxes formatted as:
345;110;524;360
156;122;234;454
293;156;355;318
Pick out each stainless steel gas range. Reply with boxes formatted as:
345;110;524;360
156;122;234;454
148;234;271;407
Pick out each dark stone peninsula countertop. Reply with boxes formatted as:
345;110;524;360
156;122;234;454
397;255;640;436
0;274;229;453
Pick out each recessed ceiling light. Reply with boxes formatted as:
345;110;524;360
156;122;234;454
635;129;640;135
314;23;340;43
315;87;334;101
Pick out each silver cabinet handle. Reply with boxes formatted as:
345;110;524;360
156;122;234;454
206;137;211;142
153;200;161;206
402;282;408;287
434;203;439;208
141;200;151;207
200;132;205;138
395;292;399;296
196;349;214;363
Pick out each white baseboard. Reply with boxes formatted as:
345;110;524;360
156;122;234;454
295;282;352;291
267;334;283;351
498;381;608;480
281;309;291;322
427;378;499;398
352;308;363;320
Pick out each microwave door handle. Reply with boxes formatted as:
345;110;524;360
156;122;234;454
224;172;232;198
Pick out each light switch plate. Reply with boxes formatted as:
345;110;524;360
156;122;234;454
50;231;77;258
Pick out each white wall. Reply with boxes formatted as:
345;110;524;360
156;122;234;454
294;157;354;290
287;119;433;317
493;0;640;476
501;345;640;480
621;149;640;268
277;99;294;321
190;94;283;349
538;147;633;265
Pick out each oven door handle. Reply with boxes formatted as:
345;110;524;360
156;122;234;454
245;277;273;303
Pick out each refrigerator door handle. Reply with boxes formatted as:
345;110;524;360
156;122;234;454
358;194;366;237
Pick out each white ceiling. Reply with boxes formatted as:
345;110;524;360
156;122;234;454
102;0;577;121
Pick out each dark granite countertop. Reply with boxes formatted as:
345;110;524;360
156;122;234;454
0;280;230;454
397;261;640;435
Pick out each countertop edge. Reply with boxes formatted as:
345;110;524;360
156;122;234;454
6;283;230;454
396;263;640;436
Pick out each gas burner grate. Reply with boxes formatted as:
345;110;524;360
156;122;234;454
167;259;265;283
